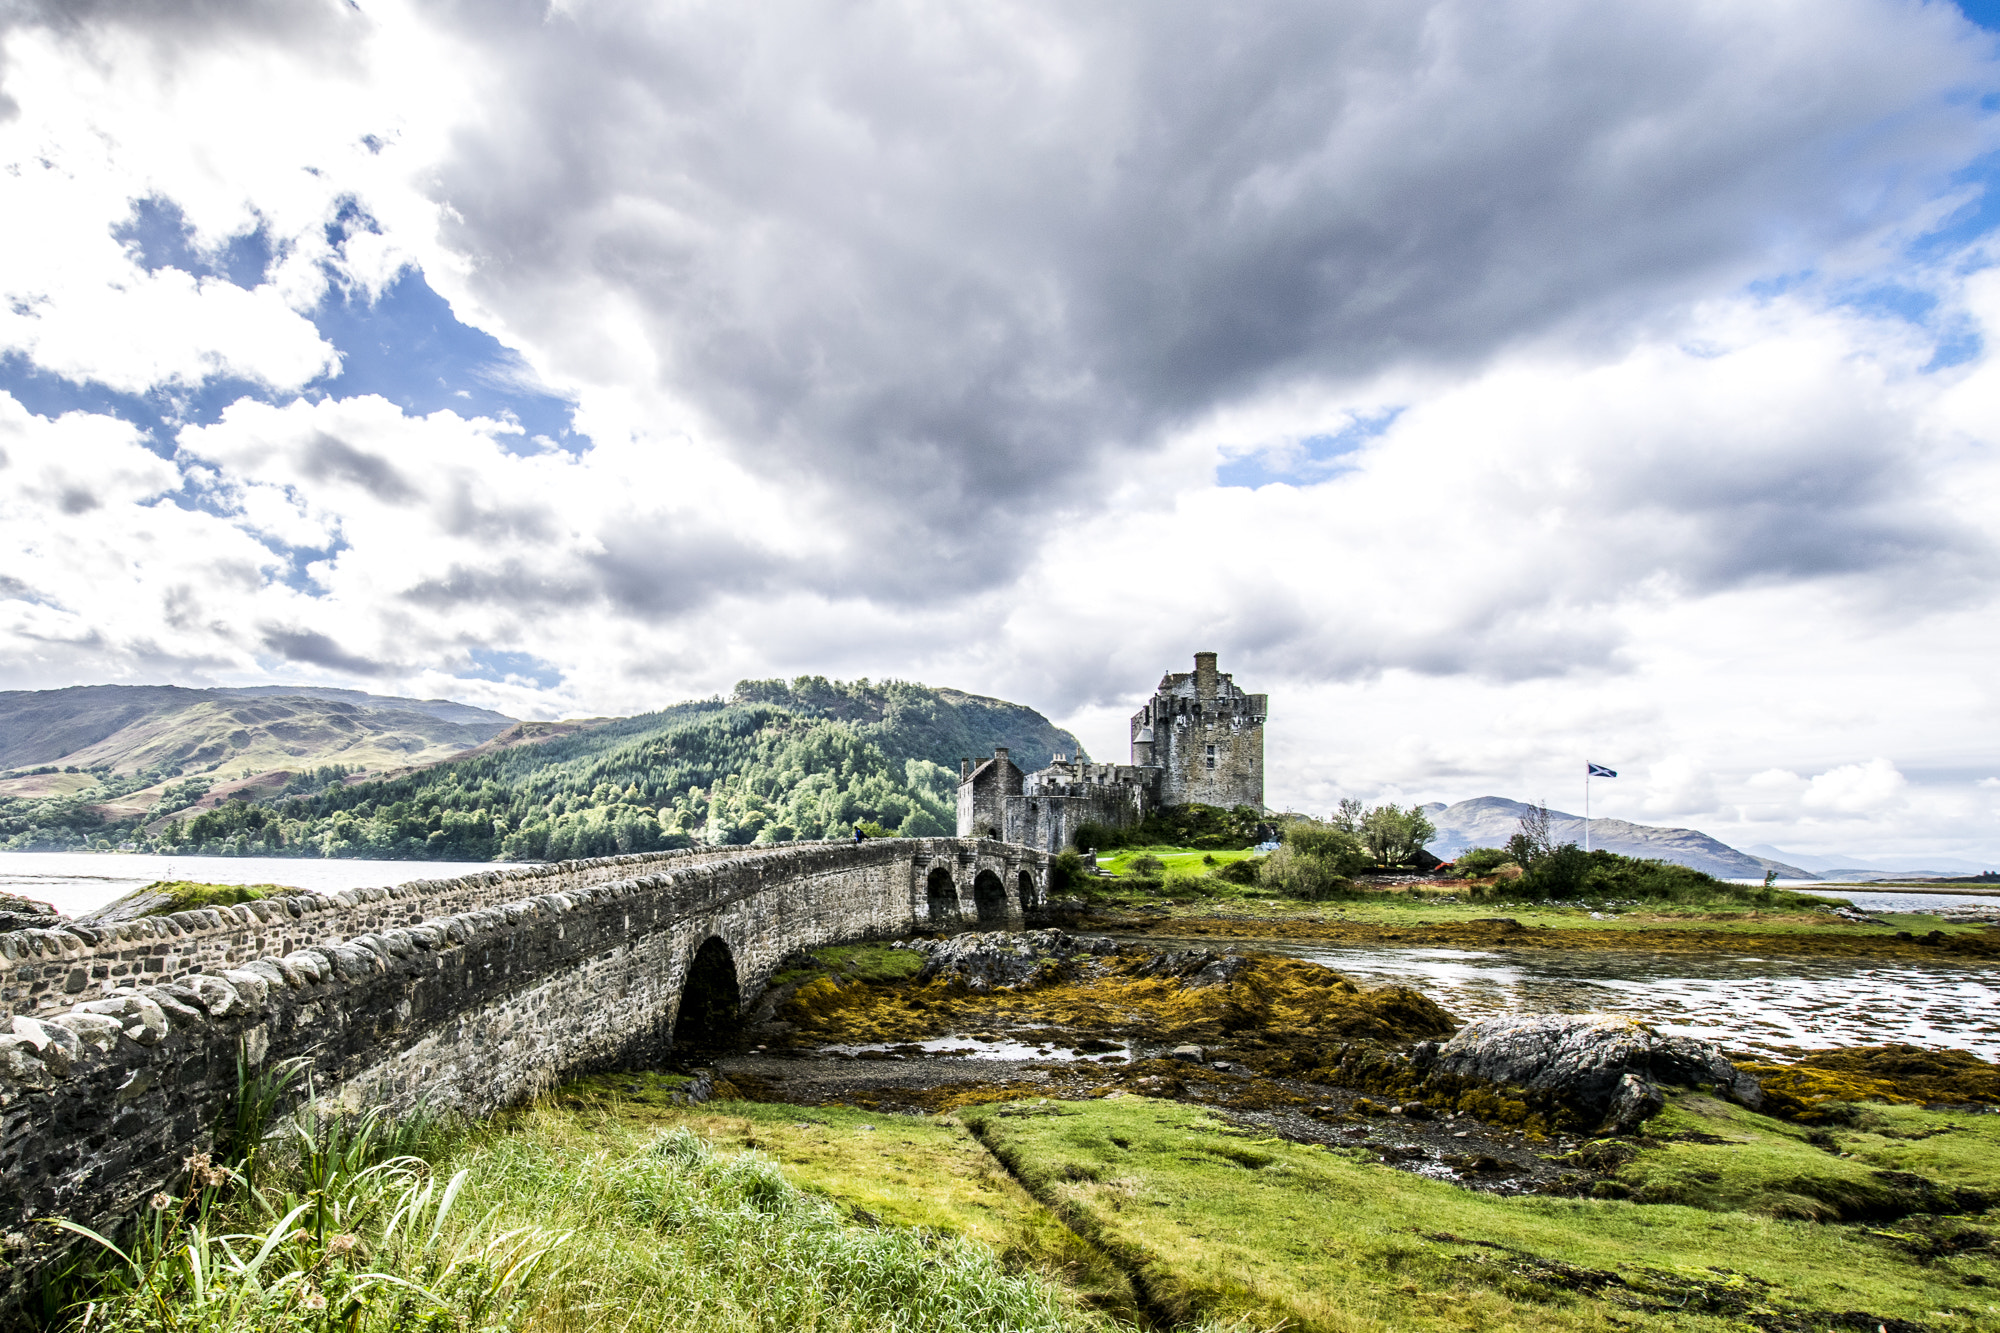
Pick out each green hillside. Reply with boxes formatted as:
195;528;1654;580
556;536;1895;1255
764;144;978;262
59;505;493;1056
4;677;1084;860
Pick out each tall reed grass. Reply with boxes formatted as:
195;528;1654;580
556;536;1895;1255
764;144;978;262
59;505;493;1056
46;1072;1101;1333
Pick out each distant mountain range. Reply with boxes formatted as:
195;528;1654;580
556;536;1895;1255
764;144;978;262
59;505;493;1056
1422;796;1814;881
1742;844;1997;882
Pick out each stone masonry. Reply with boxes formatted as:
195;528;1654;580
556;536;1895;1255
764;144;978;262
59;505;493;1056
957;652;1267;847
0;837;1050;1310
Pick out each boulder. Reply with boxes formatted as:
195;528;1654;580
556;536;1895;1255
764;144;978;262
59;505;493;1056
0;895;63;934
1124;948;1254;988
1422;1013;1762;1131
898;929;1120;992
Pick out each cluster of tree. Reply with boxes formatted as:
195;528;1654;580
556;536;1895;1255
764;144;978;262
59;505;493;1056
278;764;357;797
1329;798;1437;866
0;794;108;851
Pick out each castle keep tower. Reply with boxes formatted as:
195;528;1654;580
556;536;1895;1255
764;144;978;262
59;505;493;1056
1130;651;1266;809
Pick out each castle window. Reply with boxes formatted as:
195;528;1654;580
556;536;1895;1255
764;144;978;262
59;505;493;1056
1204;744;1216;770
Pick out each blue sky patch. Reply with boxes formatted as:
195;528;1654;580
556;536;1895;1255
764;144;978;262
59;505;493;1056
308;267;578;451
1;194;581;462
1961;1;2000;32
1217;409;1403;490
460;648;564;689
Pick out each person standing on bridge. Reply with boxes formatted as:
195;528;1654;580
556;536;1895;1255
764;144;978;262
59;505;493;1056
853;827;865;844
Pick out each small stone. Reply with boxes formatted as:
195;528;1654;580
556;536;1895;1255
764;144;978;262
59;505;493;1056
0;1036;52;1089
46;1011;122;1055
1169;1045;1206;1064
75;994;169;1046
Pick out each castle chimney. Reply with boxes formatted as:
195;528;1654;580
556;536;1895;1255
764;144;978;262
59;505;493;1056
994;747;1010;766
959;758;971;780
1194;651;1219;695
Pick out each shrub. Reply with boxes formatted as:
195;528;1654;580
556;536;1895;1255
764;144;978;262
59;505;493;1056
1258;845;1355;900
1049;849;1089;895
1215;857;1262;886
1452;847;1515;878
1280;822;1371;876
1521;843;1591;898
1128;854;1165;877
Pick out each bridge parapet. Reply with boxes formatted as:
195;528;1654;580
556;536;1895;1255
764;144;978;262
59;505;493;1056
0;837;1052;1309
1;841;879;1020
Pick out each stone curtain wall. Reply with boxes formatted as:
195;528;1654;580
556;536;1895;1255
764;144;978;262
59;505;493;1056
0;838;1048;1310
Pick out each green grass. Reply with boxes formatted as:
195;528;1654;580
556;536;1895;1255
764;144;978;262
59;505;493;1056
1598;1094;1999;1221
961;1096;2000;1332
51;1091;1112;1333
53;1075;2000;1333
1098;846;1260;877
140;880;282;912
771;942;927;989
550;1093;1139;1318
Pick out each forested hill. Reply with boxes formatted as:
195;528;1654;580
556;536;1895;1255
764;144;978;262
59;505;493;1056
122;678;1085;862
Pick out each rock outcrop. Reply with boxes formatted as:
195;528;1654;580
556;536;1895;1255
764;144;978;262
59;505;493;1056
1415;1013;1762;1133
897;929;1120;992
0;896;61;934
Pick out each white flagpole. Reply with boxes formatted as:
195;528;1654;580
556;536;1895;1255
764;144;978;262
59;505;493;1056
1584;768;1591;855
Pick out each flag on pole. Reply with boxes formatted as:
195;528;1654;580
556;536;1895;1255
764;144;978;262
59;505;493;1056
1587;763;1617;778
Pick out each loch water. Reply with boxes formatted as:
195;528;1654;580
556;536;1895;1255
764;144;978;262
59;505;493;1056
0;851;523;918
1121;932;2000;1061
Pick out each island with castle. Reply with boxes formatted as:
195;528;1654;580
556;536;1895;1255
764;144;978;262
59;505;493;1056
956;651;1267;849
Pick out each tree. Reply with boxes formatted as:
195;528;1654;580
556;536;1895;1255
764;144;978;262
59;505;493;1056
1506;801;1556;867
1331;797;1365;833
1359;803;1438;866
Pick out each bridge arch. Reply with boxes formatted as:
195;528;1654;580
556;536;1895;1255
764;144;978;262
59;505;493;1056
925;866;960;928
972;869;1008;927
1016;869;1036;915
672;936;741;1051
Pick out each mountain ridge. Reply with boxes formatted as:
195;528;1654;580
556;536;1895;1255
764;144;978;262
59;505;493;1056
1422;796;1814;880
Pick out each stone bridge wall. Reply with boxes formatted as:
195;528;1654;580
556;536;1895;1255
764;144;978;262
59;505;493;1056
0;838;1050;1309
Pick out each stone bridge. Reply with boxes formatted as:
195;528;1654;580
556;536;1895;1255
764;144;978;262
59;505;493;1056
0;837;1053;1305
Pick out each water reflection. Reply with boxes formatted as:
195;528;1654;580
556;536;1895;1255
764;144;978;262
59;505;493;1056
1123;935;2000;1060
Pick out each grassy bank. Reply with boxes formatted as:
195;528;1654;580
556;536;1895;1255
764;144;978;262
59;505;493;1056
42;1091;1112;1333
43;1072;2000;1332
1061;847;2000;958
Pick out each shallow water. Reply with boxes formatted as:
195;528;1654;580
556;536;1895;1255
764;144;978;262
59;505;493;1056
1123;933;2000;1061
0;851;523;917
1796;886;2000;913
820;1035;1134;1063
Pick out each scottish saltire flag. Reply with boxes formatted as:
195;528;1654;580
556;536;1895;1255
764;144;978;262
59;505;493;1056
1587;763;1618;778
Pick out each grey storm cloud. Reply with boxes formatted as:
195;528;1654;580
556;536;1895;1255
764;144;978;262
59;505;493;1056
259;627;391;677
298;433;420;505
412;0;1996;600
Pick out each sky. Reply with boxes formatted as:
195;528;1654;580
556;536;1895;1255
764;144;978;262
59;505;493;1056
2;0;1999;865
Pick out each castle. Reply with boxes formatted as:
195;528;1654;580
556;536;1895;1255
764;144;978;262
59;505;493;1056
956;652;1267;851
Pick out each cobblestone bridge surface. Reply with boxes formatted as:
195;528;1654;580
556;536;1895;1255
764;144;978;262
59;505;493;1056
0;837;1051;1305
